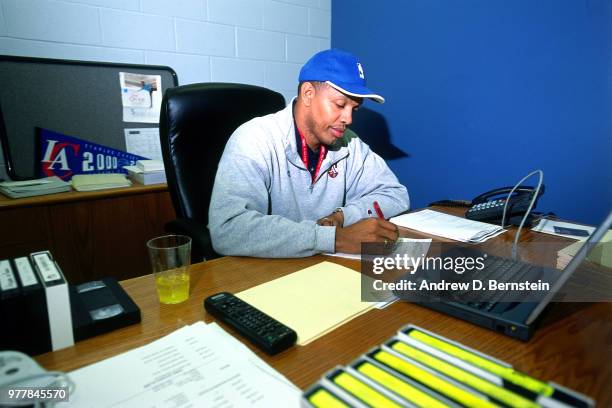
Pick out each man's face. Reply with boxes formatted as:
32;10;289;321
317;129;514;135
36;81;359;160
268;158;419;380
304;83;362;147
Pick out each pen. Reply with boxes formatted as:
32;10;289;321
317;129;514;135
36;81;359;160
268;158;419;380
373;201;385;219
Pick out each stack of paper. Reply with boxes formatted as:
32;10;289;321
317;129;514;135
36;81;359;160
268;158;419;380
62;322;300;407
71;174;131;192
123;160;166;185
390;209;505;243
0;176;71;198
237;261;375;345
136;159;164;172
326;237;432;261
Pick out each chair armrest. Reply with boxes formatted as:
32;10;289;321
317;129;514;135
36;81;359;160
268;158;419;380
164;218;220;262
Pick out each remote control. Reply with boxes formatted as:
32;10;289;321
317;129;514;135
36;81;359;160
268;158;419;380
204;292;297;355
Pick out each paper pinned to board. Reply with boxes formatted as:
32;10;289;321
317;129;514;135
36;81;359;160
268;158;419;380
124;128;162;161
237;261;375;346
119;73;162;123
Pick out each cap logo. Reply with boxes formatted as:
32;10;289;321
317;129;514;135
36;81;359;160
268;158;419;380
357;62;364;79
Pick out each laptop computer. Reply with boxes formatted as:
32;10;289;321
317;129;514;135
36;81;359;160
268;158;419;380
394;211;612;341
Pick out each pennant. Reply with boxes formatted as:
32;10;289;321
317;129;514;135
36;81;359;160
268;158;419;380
38;128;148;180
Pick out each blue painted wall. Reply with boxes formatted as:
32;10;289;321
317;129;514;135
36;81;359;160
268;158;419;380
332;0;611;225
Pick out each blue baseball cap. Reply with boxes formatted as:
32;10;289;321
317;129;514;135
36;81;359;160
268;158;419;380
298;48;385;103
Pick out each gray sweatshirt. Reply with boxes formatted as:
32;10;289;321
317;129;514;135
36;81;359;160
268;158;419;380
208;101;409;258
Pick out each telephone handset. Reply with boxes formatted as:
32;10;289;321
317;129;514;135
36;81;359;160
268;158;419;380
465;185;544;226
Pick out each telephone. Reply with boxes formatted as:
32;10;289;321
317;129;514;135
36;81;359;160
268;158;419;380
0;351;74;404
465;185;544;226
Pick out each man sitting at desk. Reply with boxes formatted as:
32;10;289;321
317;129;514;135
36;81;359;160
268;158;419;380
209;49;409;257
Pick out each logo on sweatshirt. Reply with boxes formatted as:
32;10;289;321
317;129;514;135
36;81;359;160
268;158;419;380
328;164;339;178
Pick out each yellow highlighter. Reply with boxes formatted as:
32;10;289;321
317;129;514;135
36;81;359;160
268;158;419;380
406;328;553;397
371;349;498;408
306;386;350;408
329;369;403;408
354;360;451;408
389;340;539;408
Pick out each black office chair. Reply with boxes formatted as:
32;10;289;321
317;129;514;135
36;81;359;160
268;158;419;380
159;83;286;262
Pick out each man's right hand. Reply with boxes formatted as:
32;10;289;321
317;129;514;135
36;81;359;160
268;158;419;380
335;218;400;254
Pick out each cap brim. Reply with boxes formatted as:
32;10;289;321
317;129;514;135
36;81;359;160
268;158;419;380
326;81;385;103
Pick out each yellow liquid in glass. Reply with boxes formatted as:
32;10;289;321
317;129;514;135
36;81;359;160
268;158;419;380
156;271;190;304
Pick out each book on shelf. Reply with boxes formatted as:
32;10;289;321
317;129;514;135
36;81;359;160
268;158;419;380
71;174;131;192
125;168;166;185
0;176;71;198
124;160;167;185
136;159;164;172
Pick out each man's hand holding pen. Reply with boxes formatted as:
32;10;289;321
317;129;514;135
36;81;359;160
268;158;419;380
335;218;400;254
318;201;400;254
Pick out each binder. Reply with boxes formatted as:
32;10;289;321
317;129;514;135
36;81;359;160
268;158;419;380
0;260;18;297
4;254;139;355
13;256;50;355
0;259;21;350
30;251;74;351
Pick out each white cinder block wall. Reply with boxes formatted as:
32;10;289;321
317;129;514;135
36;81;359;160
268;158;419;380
0;0;331;180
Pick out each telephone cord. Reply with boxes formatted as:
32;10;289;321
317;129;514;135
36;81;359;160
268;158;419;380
500;169;544;260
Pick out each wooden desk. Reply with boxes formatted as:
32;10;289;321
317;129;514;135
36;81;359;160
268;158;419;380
35;219;612;405
0;184;175;283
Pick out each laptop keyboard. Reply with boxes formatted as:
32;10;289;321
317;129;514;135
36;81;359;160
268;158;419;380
458;256;541;311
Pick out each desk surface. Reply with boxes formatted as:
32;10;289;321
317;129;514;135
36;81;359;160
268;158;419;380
35;213;612;405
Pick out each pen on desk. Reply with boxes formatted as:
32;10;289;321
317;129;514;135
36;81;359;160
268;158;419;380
373;201;385;219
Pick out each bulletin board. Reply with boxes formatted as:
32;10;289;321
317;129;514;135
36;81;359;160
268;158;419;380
0;55;178;180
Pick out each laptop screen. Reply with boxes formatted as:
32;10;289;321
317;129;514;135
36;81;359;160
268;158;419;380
526;211;612;324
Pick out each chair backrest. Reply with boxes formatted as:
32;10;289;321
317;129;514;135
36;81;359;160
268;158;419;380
159;83;286;226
